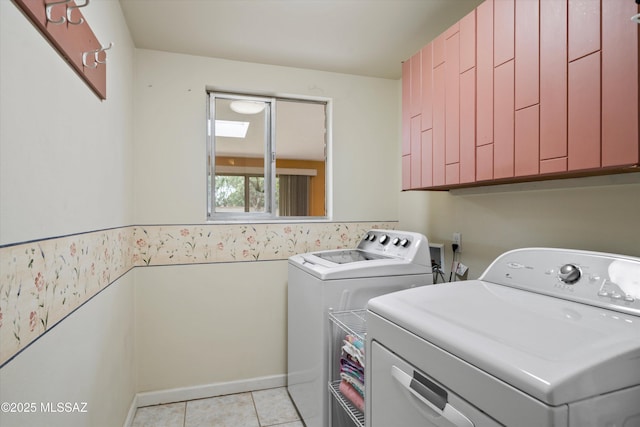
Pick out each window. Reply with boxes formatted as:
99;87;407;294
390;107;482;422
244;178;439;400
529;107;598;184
207;92;328;220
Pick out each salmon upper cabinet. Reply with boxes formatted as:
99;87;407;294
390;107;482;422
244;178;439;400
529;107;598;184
401;0;640;190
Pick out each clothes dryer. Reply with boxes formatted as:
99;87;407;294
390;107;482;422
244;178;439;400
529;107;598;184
367;248;640;427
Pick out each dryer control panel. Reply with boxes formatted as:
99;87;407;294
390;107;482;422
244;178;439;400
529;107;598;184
481;248;640;316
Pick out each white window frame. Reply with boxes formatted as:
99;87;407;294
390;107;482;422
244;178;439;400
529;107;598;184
207;91;332;222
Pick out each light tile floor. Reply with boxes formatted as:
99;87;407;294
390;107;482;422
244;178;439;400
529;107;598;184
131;387;304;427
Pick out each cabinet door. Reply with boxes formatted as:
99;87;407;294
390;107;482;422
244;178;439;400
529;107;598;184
494;0;514;66
568;0;600;62
445;32;460;169
515;105;539;177
433;65;446;187
421;129;433;188
410;116;422;188
515;0;539;110
460;68;476;184
401;60;411;157
568;52;601;171
494;60;515;179
421;44;433;131
433;33;445;68
410;51;422;118
540;0;567;169
402;155;411;190
460;10;476;73
601;0;639;167
476;0;493;147
476;144;494;181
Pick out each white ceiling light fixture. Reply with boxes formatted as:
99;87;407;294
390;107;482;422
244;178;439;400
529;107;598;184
230;100;266;115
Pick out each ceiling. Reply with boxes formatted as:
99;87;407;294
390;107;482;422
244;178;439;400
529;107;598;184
119;0;484;161
118;0;484;80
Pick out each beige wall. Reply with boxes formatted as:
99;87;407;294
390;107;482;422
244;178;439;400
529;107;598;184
0;276;135;427
400;175;640;280
131;50;402;391
0;1;134;245
135;261;288;392
0;1;136;426
132;49;400;224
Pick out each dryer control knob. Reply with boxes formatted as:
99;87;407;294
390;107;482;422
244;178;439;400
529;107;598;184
558;264;581;284
379;235;389;244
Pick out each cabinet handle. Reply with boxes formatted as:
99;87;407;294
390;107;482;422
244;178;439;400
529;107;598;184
391;365;475;427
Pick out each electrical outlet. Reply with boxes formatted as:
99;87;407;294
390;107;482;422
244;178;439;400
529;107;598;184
452;232;461;252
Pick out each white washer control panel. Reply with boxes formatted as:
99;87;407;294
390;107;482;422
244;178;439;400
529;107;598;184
482;248;640;316
358;229;429;262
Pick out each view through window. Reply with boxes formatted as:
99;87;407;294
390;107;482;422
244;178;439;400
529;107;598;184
207;93;328;220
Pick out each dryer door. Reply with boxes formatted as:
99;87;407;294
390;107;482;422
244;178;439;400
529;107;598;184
369;341;502;427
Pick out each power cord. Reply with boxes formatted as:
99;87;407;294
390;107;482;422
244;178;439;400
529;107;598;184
448;243;459;282
432;260;446;283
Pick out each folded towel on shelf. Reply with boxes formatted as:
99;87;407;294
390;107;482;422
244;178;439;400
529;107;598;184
340;372;365;397
341;339;365;367
340;357;364;383
344;334;365;350
339;380;365;412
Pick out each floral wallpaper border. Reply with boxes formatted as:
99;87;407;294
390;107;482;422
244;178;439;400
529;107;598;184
0;221;396;366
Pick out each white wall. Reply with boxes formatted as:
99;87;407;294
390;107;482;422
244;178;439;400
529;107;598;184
132;49;400;224
400;175;640;280
0;1;136;425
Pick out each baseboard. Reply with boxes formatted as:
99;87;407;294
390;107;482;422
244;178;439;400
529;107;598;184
125;374;287;423
122;393;138;427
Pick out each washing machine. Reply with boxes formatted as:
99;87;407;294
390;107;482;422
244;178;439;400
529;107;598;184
287;229;433;427
366;247;640;427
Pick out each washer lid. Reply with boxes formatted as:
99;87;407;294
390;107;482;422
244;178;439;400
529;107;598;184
367;281;640;406
289;251;430;280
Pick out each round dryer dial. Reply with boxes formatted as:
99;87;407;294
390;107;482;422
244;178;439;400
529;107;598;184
558;264;581;284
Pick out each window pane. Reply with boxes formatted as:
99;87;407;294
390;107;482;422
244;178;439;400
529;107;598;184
275;100;326;217
214;98;266;158
213;97;269;215
215;175;246;213
248;176;265;212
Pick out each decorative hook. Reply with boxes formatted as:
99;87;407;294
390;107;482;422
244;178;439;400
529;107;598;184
83;42;114;69
82;50;97;68
67;0;90;26
46;0;72;25
94;42;114;65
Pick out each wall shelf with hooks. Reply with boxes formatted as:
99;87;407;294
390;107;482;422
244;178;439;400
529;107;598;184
13;0;111;100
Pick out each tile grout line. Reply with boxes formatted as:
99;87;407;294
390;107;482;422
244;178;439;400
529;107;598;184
250;390;262;427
